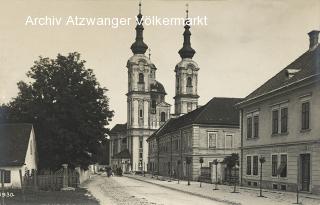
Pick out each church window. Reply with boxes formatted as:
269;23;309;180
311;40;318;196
160;112;166;122
187;102;192;112
139;109;143;118
138;73;144;84
186;77;192;87
151;100;156;109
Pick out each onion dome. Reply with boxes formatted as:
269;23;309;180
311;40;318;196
130;2;148;54
178;6;196;59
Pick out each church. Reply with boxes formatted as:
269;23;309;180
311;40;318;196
109;3;200;172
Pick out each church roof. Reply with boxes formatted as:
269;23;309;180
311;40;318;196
0;123;33;166
239;36;320;105
149;97;242;140
150;80;166;94
110;123;127;134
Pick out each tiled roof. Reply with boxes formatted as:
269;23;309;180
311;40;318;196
110;123;127;134
149;97;242;139
0;123;33;166
241;44;320;104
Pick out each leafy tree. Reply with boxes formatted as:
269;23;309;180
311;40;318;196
223;153;239;169
0;52;113;170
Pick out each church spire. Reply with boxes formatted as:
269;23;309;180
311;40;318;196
178;4;196;59
130;1;148;54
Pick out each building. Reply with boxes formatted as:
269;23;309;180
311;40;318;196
109;123;131;171
110;4;201;172
147;97;242;182
0;123;37;188
238;30;320;193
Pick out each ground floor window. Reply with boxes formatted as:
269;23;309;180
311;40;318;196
246;156;252;175
278;154;287;178
272;155;278;177
253;156;258;176
1;170;11;183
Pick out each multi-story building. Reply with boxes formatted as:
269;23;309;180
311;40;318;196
147;97;242;182
110;4;201;172
238;30;320;193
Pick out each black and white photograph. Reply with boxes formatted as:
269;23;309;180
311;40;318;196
0;0;320;204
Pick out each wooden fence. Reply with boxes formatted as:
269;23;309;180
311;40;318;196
24;167;79;191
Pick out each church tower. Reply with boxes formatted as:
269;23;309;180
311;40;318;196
126;3;170;171
174;7;200;116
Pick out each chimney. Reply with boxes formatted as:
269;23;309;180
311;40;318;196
308;30;320;50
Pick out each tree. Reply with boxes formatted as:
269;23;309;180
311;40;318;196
0;52;113;170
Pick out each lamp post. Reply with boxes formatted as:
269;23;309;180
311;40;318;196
231;164;239;193
177;160;181;184
199;157;204;187
186;157;191;186
259;156;266;197
213;159;219;190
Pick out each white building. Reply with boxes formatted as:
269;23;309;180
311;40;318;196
0;123;37;188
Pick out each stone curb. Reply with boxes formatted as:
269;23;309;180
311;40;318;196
124;175;241;205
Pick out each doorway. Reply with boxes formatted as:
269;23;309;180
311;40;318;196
300;154;310;192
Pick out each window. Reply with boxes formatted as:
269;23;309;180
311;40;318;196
273;184;278;190
139;139;143;149
151;100;156;109
272;110;279;134
272;155;278;177
1;170;11;183
139;153;143;158
280;184;287;191
187;102;192;112
30;141;33;155
247;117;252;139
208;132;217;148
139;109;143;118
253;115;259;138
278;154;287;178
160;112;166;122
246;156;252;175
225;134;233;149
253;182;258;187
253;156;259;176
281;108;288;133
138;73;144;83
186;77;192;87
302;102;310;130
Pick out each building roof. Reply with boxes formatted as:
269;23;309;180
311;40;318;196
150;80;166;94
112;149;131;159
149;97;242;139
110;123;127;134
240;43;320;104
0;123;33;166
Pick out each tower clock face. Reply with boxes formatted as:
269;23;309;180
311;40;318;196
187;68;193;75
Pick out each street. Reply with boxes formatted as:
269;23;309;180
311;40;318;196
83;175;227;205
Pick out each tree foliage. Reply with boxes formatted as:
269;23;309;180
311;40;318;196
0;52;113;170
223;153;239;169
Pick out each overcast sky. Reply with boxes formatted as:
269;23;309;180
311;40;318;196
0;0;319;128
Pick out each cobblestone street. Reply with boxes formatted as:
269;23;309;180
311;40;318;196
82;175;227;205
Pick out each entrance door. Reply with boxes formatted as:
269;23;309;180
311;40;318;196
300;154;310;192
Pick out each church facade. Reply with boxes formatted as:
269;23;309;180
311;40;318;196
110;4;199;172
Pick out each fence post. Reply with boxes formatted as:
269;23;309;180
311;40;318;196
62;164;68;189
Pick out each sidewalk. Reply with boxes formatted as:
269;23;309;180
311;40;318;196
124;174;320;205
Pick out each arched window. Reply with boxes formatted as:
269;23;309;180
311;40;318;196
151;100;156;109
160;112;166;122
138;73;144;84
186;77;192;87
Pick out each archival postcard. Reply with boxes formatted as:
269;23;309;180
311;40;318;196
0;0;319;204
